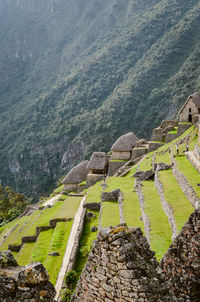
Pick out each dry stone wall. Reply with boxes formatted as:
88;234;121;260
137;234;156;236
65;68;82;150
0;251;55;302
71;226;178;302
161;209;200;302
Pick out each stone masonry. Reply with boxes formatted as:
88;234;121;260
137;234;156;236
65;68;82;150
161;209;200;302
72;226;178;302
0;251;56;302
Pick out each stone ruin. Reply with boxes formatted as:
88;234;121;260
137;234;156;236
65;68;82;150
72;209;200;302
0;251;55;302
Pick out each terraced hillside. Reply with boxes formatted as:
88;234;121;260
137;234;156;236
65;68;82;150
0;125;199;299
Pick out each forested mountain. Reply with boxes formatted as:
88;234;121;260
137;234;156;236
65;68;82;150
1;0;200;199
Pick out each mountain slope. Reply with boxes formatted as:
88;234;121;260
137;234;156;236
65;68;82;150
1;0;200;198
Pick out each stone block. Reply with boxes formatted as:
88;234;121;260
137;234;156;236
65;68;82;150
131;147;148;160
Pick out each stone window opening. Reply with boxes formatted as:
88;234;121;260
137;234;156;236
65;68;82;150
189;108;192;113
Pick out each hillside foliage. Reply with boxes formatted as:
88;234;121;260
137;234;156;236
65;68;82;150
1;0;200;198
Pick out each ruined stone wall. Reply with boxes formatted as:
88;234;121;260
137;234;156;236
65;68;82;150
177;123;192;137
0;251;55;302
166;132;177;143
72;226;178;302
108;161;125;175
161;209;200;301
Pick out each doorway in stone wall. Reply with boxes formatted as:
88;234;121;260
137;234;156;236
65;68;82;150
188;114;192;122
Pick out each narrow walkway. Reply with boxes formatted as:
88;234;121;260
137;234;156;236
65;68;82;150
54;195;86;300
43;193;63;207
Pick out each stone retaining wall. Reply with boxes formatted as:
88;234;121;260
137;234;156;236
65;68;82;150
108;161;125;175
161;209;200;301
135;179;150;244
155;170;177;238
172;158;198;208
84;202;101;211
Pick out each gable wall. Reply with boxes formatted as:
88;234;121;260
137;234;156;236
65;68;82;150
179;98;198;122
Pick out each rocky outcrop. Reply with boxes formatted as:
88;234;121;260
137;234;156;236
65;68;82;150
72;226;177;302
0;251;55;302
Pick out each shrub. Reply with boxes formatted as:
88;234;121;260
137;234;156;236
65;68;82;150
64;270;77;289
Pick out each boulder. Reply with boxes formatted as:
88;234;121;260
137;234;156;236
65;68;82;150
133;170;154;181
156;162;172;171
0;251;18;268
101;189;120;201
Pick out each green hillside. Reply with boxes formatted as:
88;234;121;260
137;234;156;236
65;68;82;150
0;125;197;295
1;0;200;199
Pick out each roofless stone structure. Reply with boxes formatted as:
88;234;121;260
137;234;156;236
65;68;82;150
72;209;200;302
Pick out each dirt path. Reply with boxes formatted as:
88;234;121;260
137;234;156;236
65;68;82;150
54;195;86;300
43;193;63;207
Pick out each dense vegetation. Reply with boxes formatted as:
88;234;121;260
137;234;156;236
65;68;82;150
1;0;200;199
0;185;28;225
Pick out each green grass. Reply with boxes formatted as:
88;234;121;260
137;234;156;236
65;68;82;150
110;159;128;162
85;181;103;203
168;128;178;134
175;155;200;199
44;220;73;285
159;170;194;233
0;216;32;251
105;177;143;230
53;197;81;219
139;153;154;171
16;220;73;285
74;210;99;279
31;229;54;263
17;242;36;266
53;184;64;194
101;201;120;228
155;152;171;165
142;181;172;260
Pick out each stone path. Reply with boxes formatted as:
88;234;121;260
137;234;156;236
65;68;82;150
54;195;86;301
43;193;63;207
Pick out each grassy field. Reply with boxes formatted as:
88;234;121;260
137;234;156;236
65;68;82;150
101;201;120;228
85;181;103;203
74;210;99;279
53;197;81;219
142;181;172;260
105;177;143;230
175;155;200;199
159;170;194;233
44;220;73;285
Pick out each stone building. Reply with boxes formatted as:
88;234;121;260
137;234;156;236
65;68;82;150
86;152;109;185
62;160;89;192
111;132;138;160
179;92;200;123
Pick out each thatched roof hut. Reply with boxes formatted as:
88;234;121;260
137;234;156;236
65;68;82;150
87;152;108;170
62;160;89;184
111;132;138;152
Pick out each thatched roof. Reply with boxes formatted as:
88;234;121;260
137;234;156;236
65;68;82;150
87;152;108;170
179;92;200;115
62;160;89;184
111;132;138;151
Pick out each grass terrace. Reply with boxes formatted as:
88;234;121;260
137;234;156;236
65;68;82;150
142;181;172;260
175;155;200;199
159;170;194;233
85;181;103;203
74;210;99;279
101;201;120;228
105;177;143;230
